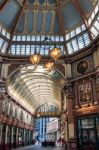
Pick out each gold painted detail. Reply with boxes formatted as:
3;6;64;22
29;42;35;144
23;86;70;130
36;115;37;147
74;105;99;115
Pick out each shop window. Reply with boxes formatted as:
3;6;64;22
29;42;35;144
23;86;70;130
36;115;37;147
7;126;12;144
81;119;94;129
77;116;99;150
96;118;99;141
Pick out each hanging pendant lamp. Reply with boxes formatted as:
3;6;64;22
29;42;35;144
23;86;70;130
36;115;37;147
49;46;61;61
45;62;54;71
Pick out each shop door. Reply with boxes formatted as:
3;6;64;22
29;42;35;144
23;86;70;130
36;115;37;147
1;125;6;150
81;129;97;150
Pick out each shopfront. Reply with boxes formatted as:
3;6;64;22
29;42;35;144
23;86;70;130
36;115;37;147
77;114;99;150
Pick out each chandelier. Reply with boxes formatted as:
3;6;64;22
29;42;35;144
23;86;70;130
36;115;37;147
50;47;61;61
45;62;54;71
30;46;41;65
30;36;61;70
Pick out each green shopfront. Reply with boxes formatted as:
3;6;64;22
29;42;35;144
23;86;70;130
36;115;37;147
77;114;99;150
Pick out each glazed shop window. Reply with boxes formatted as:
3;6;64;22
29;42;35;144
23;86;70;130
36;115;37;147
81;119;94;129
78;81;92;103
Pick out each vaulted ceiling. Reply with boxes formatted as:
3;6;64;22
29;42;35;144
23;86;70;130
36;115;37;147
0;0;98;55
7;65;66;113
0;0;96;35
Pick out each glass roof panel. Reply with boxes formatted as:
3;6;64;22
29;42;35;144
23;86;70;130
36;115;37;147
0;0;98;56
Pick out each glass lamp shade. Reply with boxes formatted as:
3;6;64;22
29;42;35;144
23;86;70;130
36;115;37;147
45;62;54;71
30;54;41;65
37;113;40;118
50;47;61;60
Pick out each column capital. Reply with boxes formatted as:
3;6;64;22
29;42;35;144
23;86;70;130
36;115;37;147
65;83;72;91
0;94;5;100
67;94;74;99
65;83;74;99
96;66;99;75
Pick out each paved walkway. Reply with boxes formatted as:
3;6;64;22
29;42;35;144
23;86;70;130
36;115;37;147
12;145;63;150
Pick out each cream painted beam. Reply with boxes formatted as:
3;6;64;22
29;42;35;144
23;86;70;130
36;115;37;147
16;0;23;7
93;47;99;67
1;64;10;79
97;47;99;65
64;63;72;78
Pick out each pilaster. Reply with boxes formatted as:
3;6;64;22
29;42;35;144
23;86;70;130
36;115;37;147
65;83;78;150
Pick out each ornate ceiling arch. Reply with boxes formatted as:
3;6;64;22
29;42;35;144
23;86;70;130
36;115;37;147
7;65;66;113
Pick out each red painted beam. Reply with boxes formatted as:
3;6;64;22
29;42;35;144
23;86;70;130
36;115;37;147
0;0;8;11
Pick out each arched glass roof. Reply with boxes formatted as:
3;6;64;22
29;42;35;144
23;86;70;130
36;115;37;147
7;65;66;114
36;103;60;113
0;0;99;56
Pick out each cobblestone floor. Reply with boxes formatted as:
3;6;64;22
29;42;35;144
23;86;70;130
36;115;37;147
12;145;64;150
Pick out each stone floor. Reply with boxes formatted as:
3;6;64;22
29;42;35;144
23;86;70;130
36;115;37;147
12;145;64;150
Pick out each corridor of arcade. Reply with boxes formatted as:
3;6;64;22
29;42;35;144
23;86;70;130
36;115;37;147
12;145;63;150
0;1;99;150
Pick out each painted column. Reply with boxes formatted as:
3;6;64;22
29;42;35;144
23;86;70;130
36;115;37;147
66;83;78;150
64;63;72;78
7;100;10;116
62;63;72;148
93;48;99;103
97;47;99;65
93;47;99;68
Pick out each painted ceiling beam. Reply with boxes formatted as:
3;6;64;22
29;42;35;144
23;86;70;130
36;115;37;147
72;0;88;22
0;33;9;42
24;5;57;10
55;0;67;54
89;0;98;5
6;0;27;53
16;0;23;7
12;41;64;45
72;0;92;40
0;0;8;11
35;113;61;118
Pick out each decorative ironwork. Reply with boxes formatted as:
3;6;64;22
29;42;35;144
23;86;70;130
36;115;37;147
78;81;92;103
